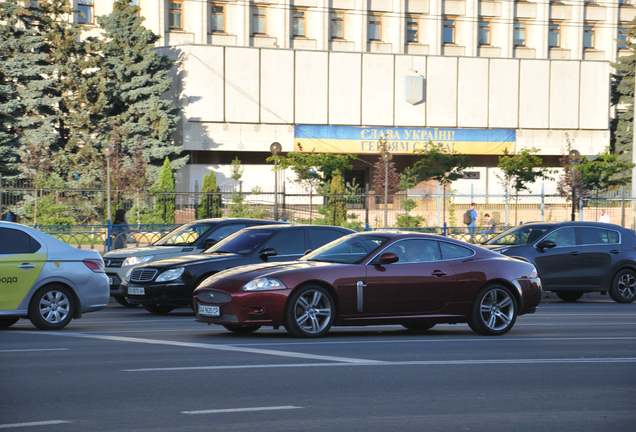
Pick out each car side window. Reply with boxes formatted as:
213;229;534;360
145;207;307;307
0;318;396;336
309;228;347;249
579;227;619;245
0;228;39;254
439;242;474;260
385;240;440;263
207;224;247;243
263;230;306;255
543;228;576;247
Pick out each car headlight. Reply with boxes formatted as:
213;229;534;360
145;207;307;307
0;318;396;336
124;268;134;283
156;267;185;282
243;278;287;291
122;255;155;267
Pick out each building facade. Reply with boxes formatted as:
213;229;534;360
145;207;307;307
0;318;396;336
76;0;623;194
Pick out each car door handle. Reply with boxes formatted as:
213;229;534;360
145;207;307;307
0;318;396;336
431;270;447;277
569;252;580;256
610;250;620;254
18;263;36;270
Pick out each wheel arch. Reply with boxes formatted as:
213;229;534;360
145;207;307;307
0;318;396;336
479;279;522;309
285;280;340;320
28;281;82;319
609;264;636;286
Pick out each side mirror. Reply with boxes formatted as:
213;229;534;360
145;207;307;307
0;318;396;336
259;247;278;261
536;240;556;250
376;252;399;265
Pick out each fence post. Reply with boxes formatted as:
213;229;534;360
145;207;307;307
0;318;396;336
364;183;369;227
579;197;583;221
621;186;626;228
437;184;441;229
541;183;545;221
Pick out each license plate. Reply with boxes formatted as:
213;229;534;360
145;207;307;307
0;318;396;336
108;277;114;286
128;287;145;295
198;305;220;317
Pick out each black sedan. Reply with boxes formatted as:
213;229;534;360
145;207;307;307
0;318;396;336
193;232;542;337
482;221;636;303
122;224;355;314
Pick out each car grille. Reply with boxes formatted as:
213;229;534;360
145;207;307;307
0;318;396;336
130;269;158;283
105;258;125;268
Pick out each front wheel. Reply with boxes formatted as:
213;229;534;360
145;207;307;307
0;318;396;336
223;324;261;334
142;304;175;315
29;285;75;330
610;269;636;303
468;285;517;336
555;291;584;302
284;285;335;338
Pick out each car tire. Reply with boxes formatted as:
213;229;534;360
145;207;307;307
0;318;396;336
142;304;175;315
284;285;335;338
402;322;436;331
28;284;75;330
609;269;636;303
468;285;517;336
114;296;139;307
222;324;262;334
0;318;20;329
555;291;584;302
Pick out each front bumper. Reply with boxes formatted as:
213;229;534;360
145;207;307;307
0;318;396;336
123;281;193;307
193;288;290;326
513;277;542;315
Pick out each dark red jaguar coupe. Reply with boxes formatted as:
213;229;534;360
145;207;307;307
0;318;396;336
193;232;542;337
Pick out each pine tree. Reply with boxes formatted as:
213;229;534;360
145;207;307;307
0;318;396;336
155;157;176;223
327;169;347;226
611;19;636;168
198;172;222;219
96;0;186;181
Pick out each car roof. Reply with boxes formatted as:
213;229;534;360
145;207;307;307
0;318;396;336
184;218;286;225
519;221;626;229
239;224;355;233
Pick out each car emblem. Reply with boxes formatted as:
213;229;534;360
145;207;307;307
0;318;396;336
208;293;214;300
106;260;111;266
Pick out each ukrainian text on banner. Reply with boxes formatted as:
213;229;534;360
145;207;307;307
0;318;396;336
294;126;516;155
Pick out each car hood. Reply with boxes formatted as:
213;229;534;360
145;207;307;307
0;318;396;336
103;245;195;258
136;253;245;269
196;260;345;290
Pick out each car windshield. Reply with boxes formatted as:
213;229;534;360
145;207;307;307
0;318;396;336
153;223;216;246
301;234;391;264
205;229;275;254
485;225;552;246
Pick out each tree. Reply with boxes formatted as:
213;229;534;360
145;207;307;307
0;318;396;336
155;157;176;223
402;144;471;227
266;152;356;191
327;169;347;226
371;156;400;204
576;149;635;192
611;19;636;169
198;171;223;219
496;147;553;225
95;0;187;180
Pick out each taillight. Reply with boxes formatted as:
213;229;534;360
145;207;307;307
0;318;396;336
84;259;104;273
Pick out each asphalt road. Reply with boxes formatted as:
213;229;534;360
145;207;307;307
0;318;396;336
1;294;634;432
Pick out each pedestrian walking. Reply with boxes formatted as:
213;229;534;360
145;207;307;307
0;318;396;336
112;209;130;250
599;210;610;223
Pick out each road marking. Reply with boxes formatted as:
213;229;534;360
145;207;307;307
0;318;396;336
0;420;70;429
37;332;384;364
182;406;303;415
126;357;636;372
0;348;68;354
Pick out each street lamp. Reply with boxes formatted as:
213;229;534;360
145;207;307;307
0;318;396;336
569;149;580;222
382;150;393;228
270;142;282;220
104;145;114;251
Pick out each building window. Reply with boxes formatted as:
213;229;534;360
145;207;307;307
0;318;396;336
292;9;306;37
479;20;491;45
620;0;631;4
583;24;595;48
331;11;344;39
211;4;225;33
252;7;266;35
169;1;183;30
443;18;455;44
514;21;526;46
549;22;560;47
369;14;382;41
406;16;419;43
78;0;94;24
618;26;629;49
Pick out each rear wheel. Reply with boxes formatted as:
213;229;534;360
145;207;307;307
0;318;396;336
555;291;584;302
222;324;261;334
468;285;517;336
29;284;75;330
142;304;175;315
0;318;20;329
284;285;335;338
610;269;636;303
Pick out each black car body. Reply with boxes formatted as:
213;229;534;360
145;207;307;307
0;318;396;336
482;221;636;303
122;224;355;313
104;218;285;306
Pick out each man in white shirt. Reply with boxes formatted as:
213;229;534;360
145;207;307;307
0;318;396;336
600;210;611;223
